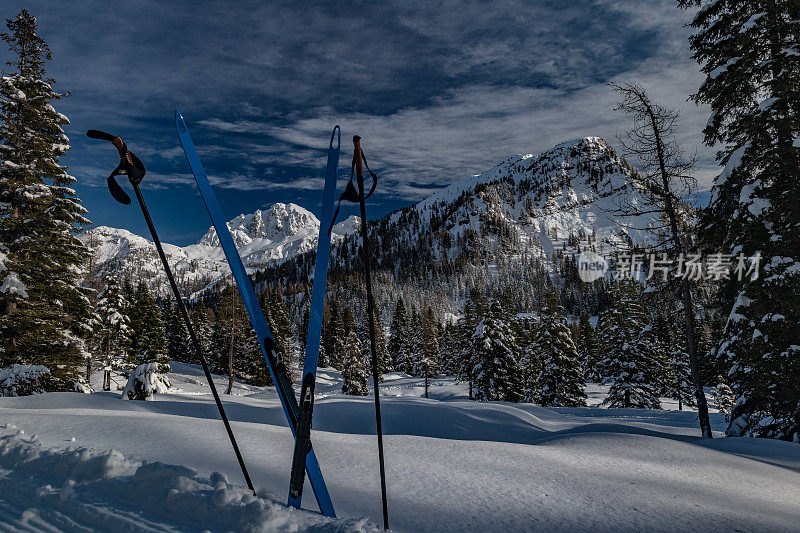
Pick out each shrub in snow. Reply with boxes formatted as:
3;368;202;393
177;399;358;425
121;363;171;401
712;377;734;415
73;380;92;394
0;364;52;396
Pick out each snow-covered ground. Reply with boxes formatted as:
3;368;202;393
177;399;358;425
1;365;799;532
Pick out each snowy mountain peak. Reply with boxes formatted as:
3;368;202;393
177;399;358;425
198;202;319;247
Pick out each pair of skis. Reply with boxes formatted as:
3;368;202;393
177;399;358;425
175;112;338;516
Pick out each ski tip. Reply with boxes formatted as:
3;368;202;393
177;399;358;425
329;125;340;151
174;110;187;134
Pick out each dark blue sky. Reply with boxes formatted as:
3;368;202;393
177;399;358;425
3;0;715;245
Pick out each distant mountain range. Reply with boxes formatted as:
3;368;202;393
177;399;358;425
81;204;359;298
81;137;657;302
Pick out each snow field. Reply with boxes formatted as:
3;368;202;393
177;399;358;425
0;365;798;531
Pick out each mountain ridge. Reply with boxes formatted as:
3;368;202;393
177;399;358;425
81;136;656;302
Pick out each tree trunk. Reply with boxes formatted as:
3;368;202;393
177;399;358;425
103;332;111;391
424;375;429;398
225;312;236;395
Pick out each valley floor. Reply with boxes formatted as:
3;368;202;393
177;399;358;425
1;365;799;532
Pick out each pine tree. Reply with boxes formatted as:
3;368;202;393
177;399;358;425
388;298;409;370
536;293;586;407
94;271;131;391
598;283;662;409
712;376;735;421
679;0;800;441
575;311;600;381
211;282;248;393
189;305;213;365
455;295;481;399
438;322;460;376
264;287;295;381
128;282;167;369
237;325;271;386
373;306;392;376
324;301;346;370
402;308;422;375
341;328;368;396
471;300;522;402
518;320;542;403
0;10;93;387
164;302;190;363
415;308;440;398
299;306;310;368
665;330;695;411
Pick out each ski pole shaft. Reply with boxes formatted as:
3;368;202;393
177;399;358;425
353;135;389;530
130;183;256;495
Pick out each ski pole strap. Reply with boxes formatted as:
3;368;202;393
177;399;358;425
328;141;378;235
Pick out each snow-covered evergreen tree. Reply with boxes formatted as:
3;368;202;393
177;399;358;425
536;294;586;407
237;326;271;386
374;307;391;376
414;308;440;398
401;308;422;375
679;0;800;440
471;300;522;402
575;311;600;381
361;304;391;381
164;302;190;363
188;305;212;364
298;306;310;368
438;322;460;376
598;283;662;409
263;287;295;380
324;301;346;370
455;295;481;399
665;329;695;411
0;10;92;387
518;320;541;403
712;377;735;421
128;282;167;370
94;271;131;391
388;298;409;370
341;328;368;396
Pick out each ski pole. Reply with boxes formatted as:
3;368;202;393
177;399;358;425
353;135;390;530
86;129;256;495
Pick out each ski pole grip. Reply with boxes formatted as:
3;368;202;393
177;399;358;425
86;129;116;142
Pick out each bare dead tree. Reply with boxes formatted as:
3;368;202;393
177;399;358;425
610;80;713;439
218;279;245;395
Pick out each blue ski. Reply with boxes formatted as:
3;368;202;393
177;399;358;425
288;126;340;509
174;111;336;517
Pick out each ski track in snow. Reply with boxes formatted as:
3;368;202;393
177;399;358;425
1;364;799;532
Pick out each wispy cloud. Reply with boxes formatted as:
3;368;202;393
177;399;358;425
3;0;717;242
